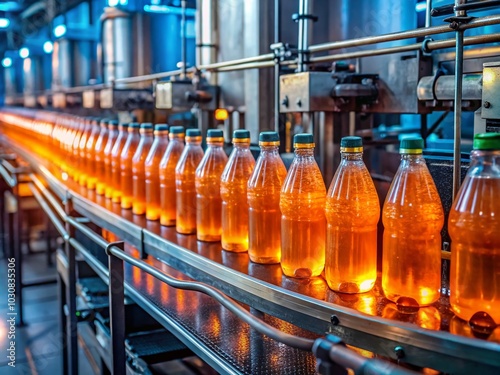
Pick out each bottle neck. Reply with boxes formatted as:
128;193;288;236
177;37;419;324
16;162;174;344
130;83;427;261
401;153;424;162
187;140;202;146
207;141;224;149
259;145;280;155
294;147;315;157
341;152;363;161
470;149;500;176
234;142;250;150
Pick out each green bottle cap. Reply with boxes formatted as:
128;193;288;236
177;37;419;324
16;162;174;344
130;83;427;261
294;133;314;148
473;132;500;150
233;129;250;139
400;137;424;154
154;124;169;131
186;129;201;137
207;129;224;138
169;126;185;134
140;122;153;130
340;136;363;152
259;131;280;142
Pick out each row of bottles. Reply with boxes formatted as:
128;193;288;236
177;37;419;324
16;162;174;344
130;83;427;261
0;109;498;326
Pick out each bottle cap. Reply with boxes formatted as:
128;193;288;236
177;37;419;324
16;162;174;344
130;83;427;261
473;132;500;150
233;129;250;143
118;122;128;129
259;131;280;143
154;124;169;132
128;122;140;132
400;137;423;154
108;120;119;128
169;126;185;134
340;136;363;152
293;133;314;149
186;129;201;137
207;129;224;138
100;119;109;127
140;122;153;130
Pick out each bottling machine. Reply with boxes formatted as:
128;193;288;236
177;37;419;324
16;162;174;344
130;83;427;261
1;0;500;374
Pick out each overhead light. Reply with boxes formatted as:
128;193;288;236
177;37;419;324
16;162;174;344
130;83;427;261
0;18;10;28
0;2;21;12
108;0;119;6
43;41;54;54
19;48;29;59
53;24;66;38
2;57;12;68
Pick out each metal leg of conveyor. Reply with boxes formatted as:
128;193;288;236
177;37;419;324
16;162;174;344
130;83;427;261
107;241;126;375
65;198;78;375
58;268;69;375
13;185;24;326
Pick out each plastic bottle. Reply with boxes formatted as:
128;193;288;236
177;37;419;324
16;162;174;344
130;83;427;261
247;131;287;264
382;137;444;307
176;129;204;234
132;123;154;215
110;123;129;203
449;132;500;324
71;117;86;183
159;126;185;226
94;119;110;195
145;124;169;221
85;118;101;189
280;133;326;278
220;130;255;251
195;129;228;242
78;117;95;186
120;123;141;209
104;121;119;199
325;136;380;293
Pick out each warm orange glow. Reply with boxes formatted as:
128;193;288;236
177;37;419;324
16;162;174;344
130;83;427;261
214;108;229;121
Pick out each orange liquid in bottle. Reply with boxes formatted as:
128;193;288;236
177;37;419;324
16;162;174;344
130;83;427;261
159;126;185;226
104;121;119;199
175;129;204;234
280;134;326;278
94;120;109;195
120;123;141;209
220;130;255;251
325;137;380;293
195;129;228;242
145;125;169;221
248;132;287;264
449;137;500;325
382;137;444;307
132;123;154;215
78;118;93;186
71;117;85;183
85;118;101;190
110;123;129;203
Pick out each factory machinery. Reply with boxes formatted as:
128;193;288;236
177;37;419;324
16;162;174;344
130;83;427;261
1;0;500;374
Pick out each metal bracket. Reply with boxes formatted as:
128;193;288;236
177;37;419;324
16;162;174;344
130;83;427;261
105;241;125;257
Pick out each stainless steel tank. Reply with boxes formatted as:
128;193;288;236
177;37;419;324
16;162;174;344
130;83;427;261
23;56;43;95
101;7;133;83
52;39;73;89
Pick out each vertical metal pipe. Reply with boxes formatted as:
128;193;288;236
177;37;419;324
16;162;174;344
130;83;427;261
297;0;312;72
181;0;188;77
274;0;281;132
453;0;466;198
426;0;432;28
195;0;202;67
13;185;23;326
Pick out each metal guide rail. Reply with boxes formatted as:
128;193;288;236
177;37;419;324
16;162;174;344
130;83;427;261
1;137;500;374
